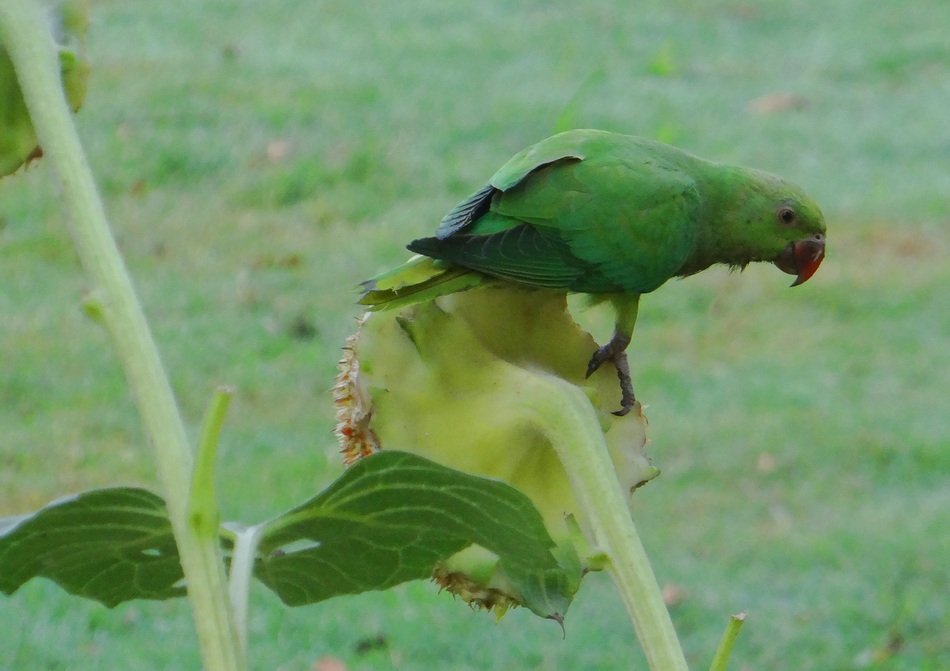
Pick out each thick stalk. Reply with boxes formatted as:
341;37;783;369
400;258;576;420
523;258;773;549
530;374;689;671
0;3;243;669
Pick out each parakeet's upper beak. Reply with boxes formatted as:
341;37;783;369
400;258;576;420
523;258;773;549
774;234;825;286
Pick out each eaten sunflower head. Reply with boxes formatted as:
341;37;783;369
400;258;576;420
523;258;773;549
334;287;657;613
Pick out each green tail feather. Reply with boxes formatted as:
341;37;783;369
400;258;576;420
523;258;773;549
359;255;487;311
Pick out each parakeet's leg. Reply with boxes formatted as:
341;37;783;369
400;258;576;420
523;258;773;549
585;294;640;416
586;331;634;414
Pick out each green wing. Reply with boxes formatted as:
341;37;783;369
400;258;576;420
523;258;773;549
418;130;702;295
358;255;486;310
410;221;588;288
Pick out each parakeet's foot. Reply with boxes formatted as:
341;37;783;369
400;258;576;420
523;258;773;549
585;333;636;416
611;352;636;416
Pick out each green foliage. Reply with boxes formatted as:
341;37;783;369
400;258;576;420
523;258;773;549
0;488;182;606
257;451;578;619
0;452;578;620
0;0;88;176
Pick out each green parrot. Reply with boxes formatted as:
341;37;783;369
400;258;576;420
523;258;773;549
360;129;826;415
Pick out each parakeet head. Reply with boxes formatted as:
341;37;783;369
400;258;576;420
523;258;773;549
696;167;826;286
767;190;826;286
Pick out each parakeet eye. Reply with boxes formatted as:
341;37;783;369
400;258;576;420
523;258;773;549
777;207;797;225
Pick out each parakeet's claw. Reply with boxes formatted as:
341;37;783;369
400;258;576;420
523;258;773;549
611;351;636;416
585;332;636;415
585;343;615;378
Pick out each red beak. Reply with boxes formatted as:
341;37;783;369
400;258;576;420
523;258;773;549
774;235;825;286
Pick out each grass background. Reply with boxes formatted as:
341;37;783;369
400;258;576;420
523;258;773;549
1;0;948;668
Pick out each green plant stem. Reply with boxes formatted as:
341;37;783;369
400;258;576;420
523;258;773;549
709;612;746;671
191;387;233;535
0;3;243;670
534;376;689;671
228;524;264;656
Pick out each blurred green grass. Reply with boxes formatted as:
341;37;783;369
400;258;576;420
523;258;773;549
1;0;948;669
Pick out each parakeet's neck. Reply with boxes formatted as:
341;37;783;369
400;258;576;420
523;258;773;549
677;164;782;276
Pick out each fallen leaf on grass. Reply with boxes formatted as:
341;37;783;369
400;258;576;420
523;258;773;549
267;139;291;163
746;93;808;114
312;656;347;671
756;452;777;473
662;583;688;607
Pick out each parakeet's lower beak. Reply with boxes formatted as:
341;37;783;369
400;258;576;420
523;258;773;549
774;235;825;286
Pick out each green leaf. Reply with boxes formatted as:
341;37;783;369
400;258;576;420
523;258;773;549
255;450;578;619
0;0;89;176
0;452;577;620
0;488;184;607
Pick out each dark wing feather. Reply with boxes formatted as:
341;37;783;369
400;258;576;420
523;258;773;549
408;225;585;289
436;184;496;240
